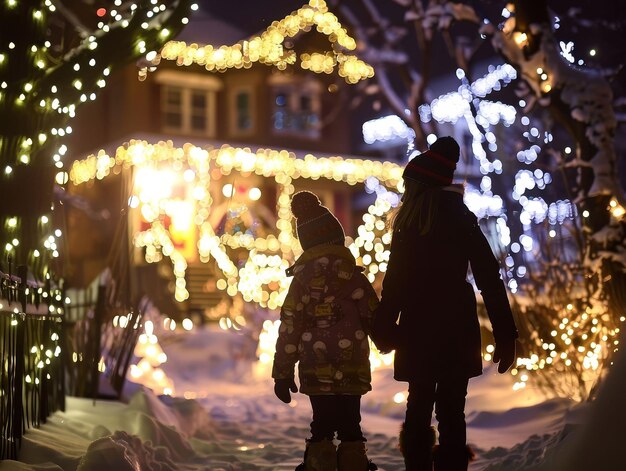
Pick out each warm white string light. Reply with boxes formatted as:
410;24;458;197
71;141;403;310
139;0;374;84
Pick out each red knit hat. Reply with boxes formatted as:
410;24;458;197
403;136;460;186
291;191;345;250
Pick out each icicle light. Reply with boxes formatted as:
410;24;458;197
70;141;403;309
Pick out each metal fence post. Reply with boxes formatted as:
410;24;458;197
91;285;106;402
13;265;28;457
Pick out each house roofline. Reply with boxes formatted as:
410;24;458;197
73;131;381;163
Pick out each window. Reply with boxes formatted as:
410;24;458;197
229;87;255;136
269;75;322;139
190;91;207;132
236;92;252;130
164;87;183;128
155;71;222;137
272;89;320;138
160;86;216;136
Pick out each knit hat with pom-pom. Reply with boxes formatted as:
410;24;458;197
403;136;460;186
291;191;345;250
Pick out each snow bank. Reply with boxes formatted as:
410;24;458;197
77;431;177;471
2;389;203;471
532;331;626;470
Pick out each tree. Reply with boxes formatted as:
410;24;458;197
0;0;194;281
329;0;626;398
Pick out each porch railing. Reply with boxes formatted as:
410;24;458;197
0;265;65;460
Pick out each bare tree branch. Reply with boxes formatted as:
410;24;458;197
51;0;90;36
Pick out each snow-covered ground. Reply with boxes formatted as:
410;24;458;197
5;324;623;471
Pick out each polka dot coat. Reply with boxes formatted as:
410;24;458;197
272;245;379;395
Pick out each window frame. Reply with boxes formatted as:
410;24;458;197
229;85;256;137
268;74;322;140
155;70;222;137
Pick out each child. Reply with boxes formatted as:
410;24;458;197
272;190;379;471
371;137;518;471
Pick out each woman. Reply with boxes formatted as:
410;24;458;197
371;136;518;471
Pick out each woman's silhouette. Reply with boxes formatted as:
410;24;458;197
371;136;518;471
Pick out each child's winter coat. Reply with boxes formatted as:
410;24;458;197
272;244;379;395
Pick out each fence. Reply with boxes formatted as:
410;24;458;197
0;266;65;460
64;283;144;400
1;262;148;460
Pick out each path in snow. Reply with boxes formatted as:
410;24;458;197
3;326;590;471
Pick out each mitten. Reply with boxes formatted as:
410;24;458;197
493;337;516;374
370;314;399;354
274;378;298;403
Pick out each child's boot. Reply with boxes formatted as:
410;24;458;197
297;438;336;471
337;441;376;471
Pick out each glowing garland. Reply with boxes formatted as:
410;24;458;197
128;319;175;395
139;0;374;84
70;141;403;309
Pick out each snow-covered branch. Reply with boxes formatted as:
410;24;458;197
490;9;620;202
329;0;426;143
422;2;480;31
359;48;409;66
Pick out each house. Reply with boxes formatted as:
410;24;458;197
65;3;520;321
65;8;392;319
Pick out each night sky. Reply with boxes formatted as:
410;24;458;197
200;0;626;78
201;0;302;33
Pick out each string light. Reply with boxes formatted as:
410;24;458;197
609;199;625;219
139;0;373;84
128;319;175;395
70;141;403;309
513;32;528;47
1;0;195;279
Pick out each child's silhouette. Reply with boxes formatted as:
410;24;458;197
371;137;518;471
272;191;379;471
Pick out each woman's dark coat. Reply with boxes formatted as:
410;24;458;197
374;187;518;381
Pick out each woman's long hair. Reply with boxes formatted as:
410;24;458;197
387;178;440;235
